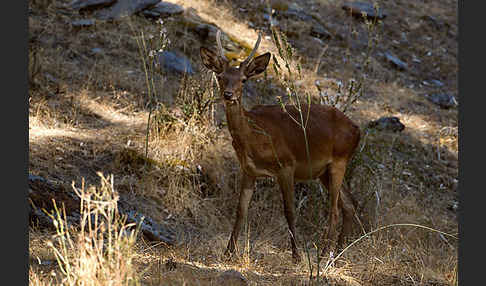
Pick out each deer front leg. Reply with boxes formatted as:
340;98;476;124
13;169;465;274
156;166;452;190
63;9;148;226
225;172;255;258
277;168;301;263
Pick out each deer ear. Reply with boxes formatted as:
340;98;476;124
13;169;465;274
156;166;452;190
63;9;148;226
200;47;225;74
243;52;271;78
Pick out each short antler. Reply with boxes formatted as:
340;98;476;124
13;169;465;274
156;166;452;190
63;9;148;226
216;30;228;61
240;31;262;69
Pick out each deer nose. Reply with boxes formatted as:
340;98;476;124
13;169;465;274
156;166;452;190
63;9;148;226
223;91;233;100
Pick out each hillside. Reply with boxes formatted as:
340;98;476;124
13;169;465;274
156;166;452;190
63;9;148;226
29;0;458;285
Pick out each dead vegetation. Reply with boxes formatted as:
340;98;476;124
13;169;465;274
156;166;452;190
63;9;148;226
29;0;458;285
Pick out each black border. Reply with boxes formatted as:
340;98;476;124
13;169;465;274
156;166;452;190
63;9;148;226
5;0;29;283
458;1;479;285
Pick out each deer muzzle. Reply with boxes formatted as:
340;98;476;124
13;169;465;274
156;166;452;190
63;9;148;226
223;91;234;101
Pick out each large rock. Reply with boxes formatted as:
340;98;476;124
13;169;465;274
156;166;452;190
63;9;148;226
342;2;387;20
158;51;195;75
368;117;405;132
143;1;184;19
29;173;175;245
426;93;457;109
280;3;312;21
94;0;160;20
69;0;116;11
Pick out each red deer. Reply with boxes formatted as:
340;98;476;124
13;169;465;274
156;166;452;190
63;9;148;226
200;30;361;262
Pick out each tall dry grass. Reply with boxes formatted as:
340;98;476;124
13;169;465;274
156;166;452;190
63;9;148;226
37;173;142;286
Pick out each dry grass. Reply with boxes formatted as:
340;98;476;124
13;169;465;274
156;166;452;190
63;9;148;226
29;0;458;285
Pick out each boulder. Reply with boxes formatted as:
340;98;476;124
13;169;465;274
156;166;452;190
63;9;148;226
342;2;387;20
426;93;457;109
94;0;160;20
143;1;184;19
69;0;116;11
158;51;195;75
368;117;405;132
29;173;175;245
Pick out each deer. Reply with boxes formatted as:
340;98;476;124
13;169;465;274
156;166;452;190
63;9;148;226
200;30;361;262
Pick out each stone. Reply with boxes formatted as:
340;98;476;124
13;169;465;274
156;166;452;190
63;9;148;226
310;24;331;40
368;117;405;132
94;0;160;20
342;2;387;20
158;51;195;75
422;79;444;87
192;23;218;41
69;0;116;11
426;93;457;109
280;3;312;21
71;19;96;28
29;173;175;245
29;174;47;182
384;51;408;70
448;200;458;212
143;1;184;19
123;208;175;244
91;48;104;55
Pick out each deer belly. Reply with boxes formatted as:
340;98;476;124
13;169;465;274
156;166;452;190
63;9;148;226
294;160;331;180
240;153;275;177
232;140;278;177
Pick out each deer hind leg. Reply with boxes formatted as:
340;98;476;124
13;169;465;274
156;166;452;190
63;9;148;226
277;168;301;263
337;184;358;248
225;172;255;258
320;168;359;253
319;160;348;256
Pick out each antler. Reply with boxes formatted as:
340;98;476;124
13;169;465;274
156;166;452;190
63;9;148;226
240;31;262;68
216;30;228;61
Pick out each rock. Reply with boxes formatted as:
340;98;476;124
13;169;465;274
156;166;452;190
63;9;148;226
123;208;175;244
426;93;457;109
283;9;312;21
280;3;312;21
421;15;445;30
94;0;160;20
157;51;195;75
69;0;116;11
368;117;405;132
384;51;408;70
29;174;175;245
192;23;218;41
310;24;331;40
422;79;444;87
91;48;104;55
448;200;458;212
342;2;387;20
29;174;47;183
143;1;184;19
71;19;96;28
215;270;248;286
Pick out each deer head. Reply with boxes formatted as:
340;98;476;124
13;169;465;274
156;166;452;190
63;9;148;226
200;30;271;103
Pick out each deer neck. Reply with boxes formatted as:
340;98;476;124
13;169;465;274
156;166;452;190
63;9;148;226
224;101;252;146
